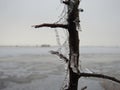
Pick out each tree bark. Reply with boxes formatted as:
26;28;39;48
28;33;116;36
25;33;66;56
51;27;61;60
66;0;80;90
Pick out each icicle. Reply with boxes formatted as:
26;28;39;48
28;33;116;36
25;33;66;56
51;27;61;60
54;29;61;46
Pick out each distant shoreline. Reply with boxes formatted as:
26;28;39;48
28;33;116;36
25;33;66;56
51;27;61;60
0;45;120;48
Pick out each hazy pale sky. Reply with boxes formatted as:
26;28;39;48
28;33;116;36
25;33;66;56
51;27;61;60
0;0;120;46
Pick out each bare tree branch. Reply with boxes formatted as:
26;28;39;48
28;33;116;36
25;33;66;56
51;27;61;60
32;23;68;29
80;72;120;84
50;50;69;63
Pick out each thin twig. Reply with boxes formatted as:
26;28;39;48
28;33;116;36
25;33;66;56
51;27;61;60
80;72;120;84
50;50;69;63
32;23;68;29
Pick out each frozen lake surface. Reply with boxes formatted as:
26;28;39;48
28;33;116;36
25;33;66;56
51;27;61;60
0;46;120;90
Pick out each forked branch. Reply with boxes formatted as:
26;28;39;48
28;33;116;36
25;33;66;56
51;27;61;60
32;23;68;29
80;72;120;84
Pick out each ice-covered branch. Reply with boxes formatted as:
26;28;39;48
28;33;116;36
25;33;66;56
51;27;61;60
80;72;120;84
50;50;69;63
32;23;68;29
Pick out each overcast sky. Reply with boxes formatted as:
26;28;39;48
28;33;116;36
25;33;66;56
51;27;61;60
0;0;120;46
